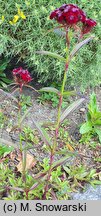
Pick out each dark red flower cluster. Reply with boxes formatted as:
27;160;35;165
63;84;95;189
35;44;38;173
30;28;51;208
50;4;97;34
82;18;97;34
12;67;32;84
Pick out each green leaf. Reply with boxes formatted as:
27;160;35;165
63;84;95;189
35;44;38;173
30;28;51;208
1;77;11;84
20;107;32;124
80;122;92;134
94;157;101;162
76;172;88;180
63;166;71;175
54;29;66;37
0;81;7;88
39;87;60;95
63;91;75;96
0;73;6;77
94;127;101;143
36;51;66;62
94;111;101;119
0;62;8;71
52;155;71;169
0;145;14;157
70;36;94;58
89;169;96;178
32;119;52;148
94;119;101;126
87;112;91;121
60;98;85;123
91;180;101;186
88;93;99;114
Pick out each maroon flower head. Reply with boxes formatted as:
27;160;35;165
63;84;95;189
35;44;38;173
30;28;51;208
65;10;79;24
12;67;32;85
82;18;97;34
50;4;86;25
50;9;59;20
59;4;67;11
50;4;97;35
79;9;86;22
84;18;97;27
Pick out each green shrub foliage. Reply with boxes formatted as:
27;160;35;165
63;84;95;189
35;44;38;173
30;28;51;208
0;0;101;89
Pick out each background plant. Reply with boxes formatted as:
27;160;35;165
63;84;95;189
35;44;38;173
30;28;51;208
0;0;101;90
0;59;11;88
80;93;101;142
37;91;69;108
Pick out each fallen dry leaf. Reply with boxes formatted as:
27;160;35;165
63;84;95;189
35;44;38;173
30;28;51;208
10;151;16;161
6;127;12;133
66;143;74;152
17;153;36;172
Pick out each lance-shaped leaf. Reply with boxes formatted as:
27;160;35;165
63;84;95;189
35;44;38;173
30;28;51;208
39;87;60;95
30;174;47;191
91;180;101;186
32;170;47;180
60;98;85;123
36;51;66;62
32;119;52;148
30;182;41;191
70;36;94;59
0;89;18;103
52;155;72;169
54;29;66;37
5;186;24;192
20;107;32;124
63;90;75;96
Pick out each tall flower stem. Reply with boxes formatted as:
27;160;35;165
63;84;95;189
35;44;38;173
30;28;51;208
18;94;23;153
18;88;27;184
56;30;70;133
56;64;68;132
43;34;70;199
22;144;27;183
42;148;54;199
43;60;69;199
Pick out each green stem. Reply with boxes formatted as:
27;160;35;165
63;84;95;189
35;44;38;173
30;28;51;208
43;149;54;199
56;62;69;131
43;62;69;199
19;133;23;152
21;118;28;185
56;30;69;131
43;33;70;199
18;96;23;152
22;147;27;183
18;89;27;184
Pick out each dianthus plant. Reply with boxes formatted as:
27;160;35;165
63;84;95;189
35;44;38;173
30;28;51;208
11;67;34;182
7;3;96;200
37;3;97;198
